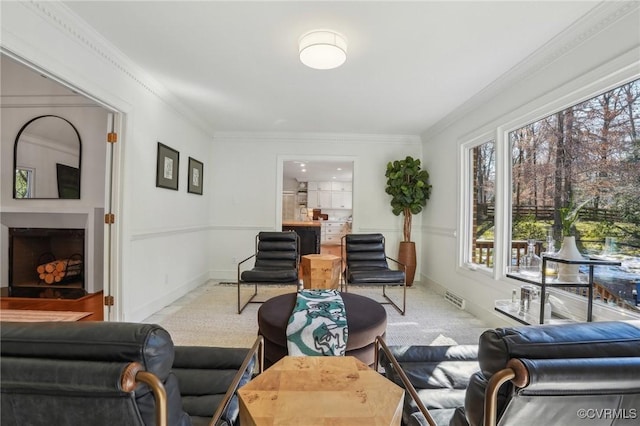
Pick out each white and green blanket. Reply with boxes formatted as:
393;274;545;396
286;289;348;356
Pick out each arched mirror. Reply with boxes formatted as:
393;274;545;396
13;115;82;199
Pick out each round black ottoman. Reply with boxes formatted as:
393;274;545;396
257;292;387;368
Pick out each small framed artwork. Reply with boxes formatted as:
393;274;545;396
156;142;179;190
187;157;204;195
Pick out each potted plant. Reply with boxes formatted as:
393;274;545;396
385;156;432;285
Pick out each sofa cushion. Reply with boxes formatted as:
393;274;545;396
173;346;255;425
380;345;478;426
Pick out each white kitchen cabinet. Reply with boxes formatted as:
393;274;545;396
321;221;349;245
307;181;353;210
317;181;333;191
307;190;332;208
331;191;352;209
331;181;352;192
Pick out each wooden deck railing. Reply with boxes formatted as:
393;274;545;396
474;240;542;268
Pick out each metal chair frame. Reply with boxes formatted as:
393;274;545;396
374;336;437;426
237;231;300;314
341;234;407;315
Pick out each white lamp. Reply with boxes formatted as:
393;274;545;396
299;30;347;70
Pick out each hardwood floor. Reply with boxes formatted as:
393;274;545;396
0;291;104;321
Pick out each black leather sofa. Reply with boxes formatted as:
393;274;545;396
0;321;261;426
379;320;640;426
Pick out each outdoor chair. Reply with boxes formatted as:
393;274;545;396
237;231;300;314
342;233;407;315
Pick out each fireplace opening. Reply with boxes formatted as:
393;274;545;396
9;228;86;299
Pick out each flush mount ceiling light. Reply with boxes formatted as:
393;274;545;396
299;30;347;70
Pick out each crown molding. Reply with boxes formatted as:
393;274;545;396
422;1;640;140
17;1;217;136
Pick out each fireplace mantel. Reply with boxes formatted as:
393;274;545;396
1;209;104;294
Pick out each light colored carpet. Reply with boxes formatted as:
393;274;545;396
144;281;489;348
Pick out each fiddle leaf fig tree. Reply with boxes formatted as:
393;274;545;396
385;156;432;242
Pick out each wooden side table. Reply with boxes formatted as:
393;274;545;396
300;254;341;290
238;356;404;426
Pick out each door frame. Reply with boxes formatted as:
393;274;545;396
1;50;124;321
277;154;357;232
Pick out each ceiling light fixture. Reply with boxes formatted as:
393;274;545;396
299;30;347;70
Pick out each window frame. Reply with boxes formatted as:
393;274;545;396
459;132;498;277
459;60;640;288
14;166;35;198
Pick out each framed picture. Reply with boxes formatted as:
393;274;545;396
156;142;179;190
187;157;204;195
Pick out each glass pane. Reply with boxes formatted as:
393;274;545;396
471;140;496;268
510;79;640;312
15;168;33;198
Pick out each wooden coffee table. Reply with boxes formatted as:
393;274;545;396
238;356;404;425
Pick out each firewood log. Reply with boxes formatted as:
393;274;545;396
37;259;83;276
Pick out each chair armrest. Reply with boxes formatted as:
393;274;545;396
210;336;264;425
237;253;256;281
238;254;256;266
385;256;406;271
484;357;640;426
375;336;438;426
135;366;168;426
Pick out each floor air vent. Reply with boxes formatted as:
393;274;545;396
444;291;466;310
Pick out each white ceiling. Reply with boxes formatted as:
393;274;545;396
61;0;601;136
283;160;353;183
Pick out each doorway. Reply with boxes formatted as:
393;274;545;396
281;158;354;255
0;53;121;321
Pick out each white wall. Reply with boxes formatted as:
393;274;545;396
1;2;423;321
419;2;640;326
1;1;213;321
208;133;422;279
1;107;108;204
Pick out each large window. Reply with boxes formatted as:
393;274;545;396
509;79;640;311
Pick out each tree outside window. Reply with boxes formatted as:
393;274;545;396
15;168;34;198
510;79;640;311
470;140;496;268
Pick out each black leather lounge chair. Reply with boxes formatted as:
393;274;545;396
342;233;407;315
237;231;300;314
0;321;263;426
376;320;640;426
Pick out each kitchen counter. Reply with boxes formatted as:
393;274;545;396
282;220;322;227
282;222;321;256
